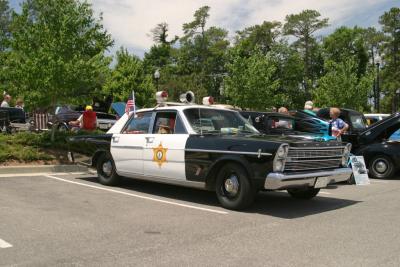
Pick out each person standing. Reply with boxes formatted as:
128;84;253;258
1;94;11;108
278;107;289;115
69;105;97;131
329;107;349;140
15;98;24;110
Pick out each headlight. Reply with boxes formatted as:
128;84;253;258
341;143;352;166
273;144;288;172
273;159;284;172
277;146;286;158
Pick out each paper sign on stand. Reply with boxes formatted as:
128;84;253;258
350;156;370;185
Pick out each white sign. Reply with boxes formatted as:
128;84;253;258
350;156;370;185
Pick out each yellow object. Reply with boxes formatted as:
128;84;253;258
153;143;168;167
85;105;93;111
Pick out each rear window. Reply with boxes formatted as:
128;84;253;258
350;115;367;130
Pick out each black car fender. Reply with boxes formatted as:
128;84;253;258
203;154;267;190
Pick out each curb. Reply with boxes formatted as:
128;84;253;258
0;165;88;175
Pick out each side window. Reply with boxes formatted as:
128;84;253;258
174;114;187;134
123;112;152;134
153;112;187;134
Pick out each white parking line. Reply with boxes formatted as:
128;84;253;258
0;172;79;178
44;175;228;215
370;180;388;184
319;191;332;195
0;238;13;249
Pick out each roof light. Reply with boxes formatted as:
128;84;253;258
179;91;195;104
156;91;168;103
202;96;214;106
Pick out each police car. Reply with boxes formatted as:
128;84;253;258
68;91;353;210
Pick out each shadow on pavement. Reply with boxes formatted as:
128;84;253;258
78;176;361;218
248;191;360;219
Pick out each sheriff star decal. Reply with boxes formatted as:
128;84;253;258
153;142;168;167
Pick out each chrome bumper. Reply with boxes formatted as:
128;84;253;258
264;168;352;190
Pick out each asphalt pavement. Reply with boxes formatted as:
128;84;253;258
1;172;400;266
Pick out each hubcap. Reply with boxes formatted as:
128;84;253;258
224;175;239;196
375;160;388;173
102;161;113;177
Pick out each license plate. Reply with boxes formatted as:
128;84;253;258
314;177;329;188
99;124;109;129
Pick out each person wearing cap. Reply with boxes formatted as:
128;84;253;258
69;105;97;131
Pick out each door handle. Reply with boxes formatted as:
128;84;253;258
145;137;154;144
112;136;119;143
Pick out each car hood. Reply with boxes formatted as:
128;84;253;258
359;112;400;143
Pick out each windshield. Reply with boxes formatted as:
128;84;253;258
350;114;367;130
184;108;259;135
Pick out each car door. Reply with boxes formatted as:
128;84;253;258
111;111;152;176
143;111;189;181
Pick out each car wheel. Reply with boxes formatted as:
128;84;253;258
58;124;68;132
215;163;255;210
287;188;320;200
369;155;395;179
96;153;120;186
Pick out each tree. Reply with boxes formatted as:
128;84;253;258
149;22;178;45
104;47;155;107
235;21;281;56
5;0;113;108
0;0;11;51
178;6;229;98
224;48;281;110
283;9;328;98
313;58;373;111
379;7;400;112
323;26;369;78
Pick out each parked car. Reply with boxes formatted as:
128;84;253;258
0;107;30;133
352;112;400;179
67;92;353;210
49;105;118;131
364;113;390;126
240;110;335;141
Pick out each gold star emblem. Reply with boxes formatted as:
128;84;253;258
153;142;168;167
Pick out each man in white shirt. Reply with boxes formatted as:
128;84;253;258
1;94;11;108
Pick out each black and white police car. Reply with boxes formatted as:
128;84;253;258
68;91;353;210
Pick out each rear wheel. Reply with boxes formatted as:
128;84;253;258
287;188;320;200
215;163;255;210
96;153;120;186
369;155;395;179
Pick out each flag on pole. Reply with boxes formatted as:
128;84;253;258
125;90;136;115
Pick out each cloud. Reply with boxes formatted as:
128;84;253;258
13;0;400;56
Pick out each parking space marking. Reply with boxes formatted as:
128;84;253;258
319;191;332;195
0;238;13;249
44;175;228;215
370;180;388;184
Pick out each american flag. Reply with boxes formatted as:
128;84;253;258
125;90;136;115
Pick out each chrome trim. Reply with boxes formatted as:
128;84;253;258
117;171;207;190
185;148;272;156
264;168;352;190
113;145;143;150
289;146;346;150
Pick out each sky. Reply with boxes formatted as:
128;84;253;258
9;0;400;57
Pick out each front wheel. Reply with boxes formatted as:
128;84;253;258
215;163;255;210
369;155;395;179
287;188;320;200
96;153;121;186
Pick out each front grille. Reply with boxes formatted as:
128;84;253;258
285;146;344;172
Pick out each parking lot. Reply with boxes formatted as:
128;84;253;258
1;172;400;266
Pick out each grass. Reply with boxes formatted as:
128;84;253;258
0;131;101;163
